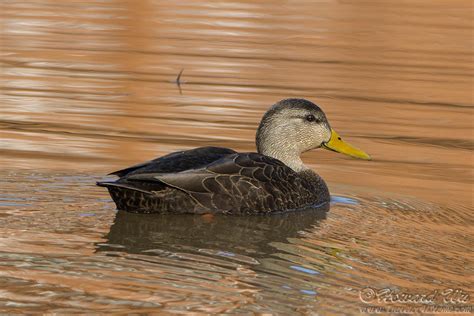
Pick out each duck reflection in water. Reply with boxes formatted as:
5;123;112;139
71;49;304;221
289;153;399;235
97;205;328;258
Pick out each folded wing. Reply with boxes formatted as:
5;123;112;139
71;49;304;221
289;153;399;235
122;152;319;214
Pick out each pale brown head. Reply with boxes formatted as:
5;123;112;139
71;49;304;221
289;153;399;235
256;98;370;171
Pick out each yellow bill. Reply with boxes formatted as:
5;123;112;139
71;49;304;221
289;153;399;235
322;129;371;160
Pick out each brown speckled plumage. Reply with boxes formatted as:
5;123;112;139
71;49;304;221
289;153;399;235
98;148;329;214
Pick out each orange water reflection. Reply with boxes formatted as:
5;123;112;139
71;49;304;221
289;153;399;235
0;0;472;313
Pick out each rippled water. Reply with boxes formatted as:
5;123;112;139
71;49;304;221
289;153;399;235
0;0;472;314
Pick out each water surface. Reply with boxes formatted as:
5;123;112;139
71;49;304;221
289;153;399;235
0;0;472;314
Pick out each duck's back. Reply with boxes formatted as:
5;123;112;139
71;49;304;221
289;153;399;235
98;146;329;214
109;146;237;177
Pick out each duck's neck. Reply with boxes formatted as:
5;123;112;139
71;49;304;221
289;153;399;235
255;110;314;172
256;136;308;173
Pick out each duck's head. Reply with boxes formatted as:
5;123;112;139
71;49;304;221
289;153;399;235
256;98;370;172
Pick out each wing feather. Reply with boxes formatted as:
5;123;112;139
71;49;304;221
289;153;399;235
109;147;236;177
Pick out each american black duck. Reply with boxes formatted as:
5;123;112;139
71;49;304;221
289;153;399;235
97;98;370;215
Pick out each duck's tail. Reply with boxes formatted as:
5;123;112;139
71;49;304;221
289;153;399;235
96;180;196;214
97;181;162;213
96;181;153;195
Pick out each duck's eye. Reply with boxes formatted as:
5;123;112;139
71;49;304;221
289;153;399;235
305;114;318;122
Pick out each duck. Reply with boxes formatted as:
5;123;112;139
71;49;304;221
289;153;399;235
97;98;370;215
